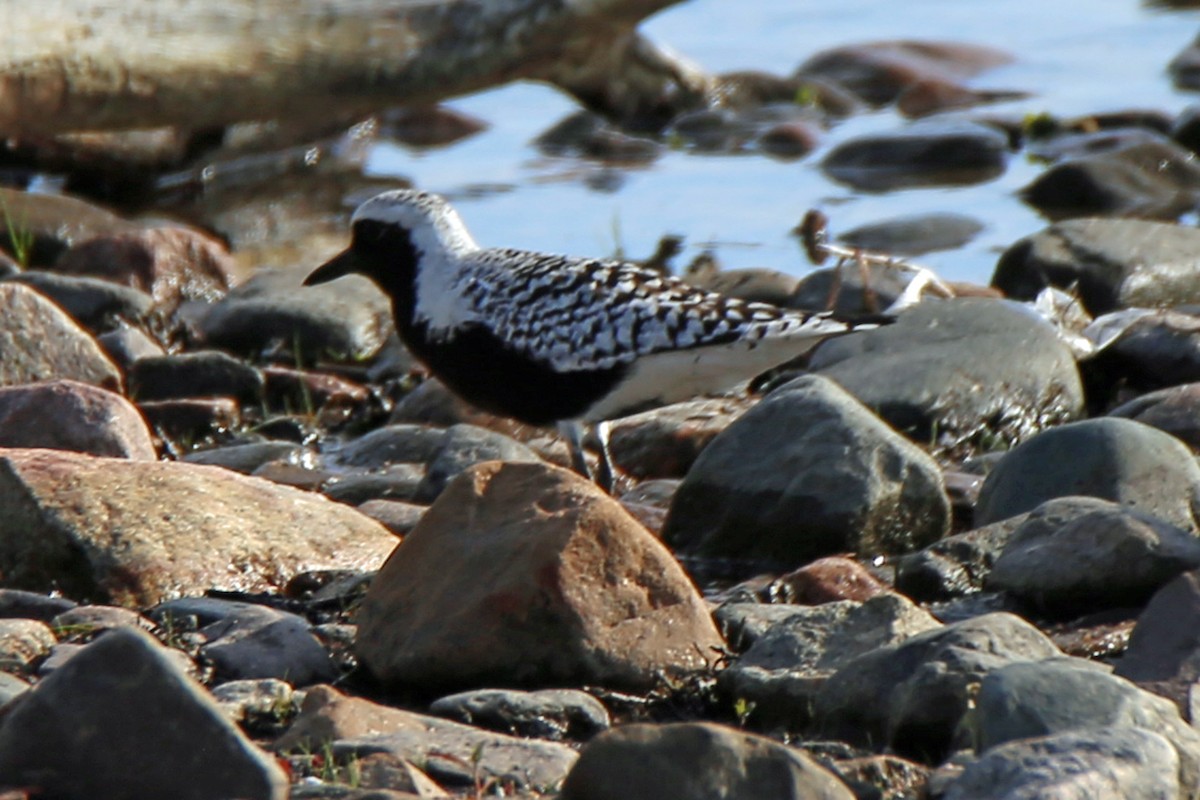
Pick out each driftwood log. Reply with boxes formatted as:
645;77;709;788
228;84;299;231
0;0;708;139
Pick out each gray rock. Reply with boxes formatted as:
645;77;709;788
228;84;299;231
810;298;1084;456
821;120;1008;191
713;602;827;652
4;270;155;331
992;217;1200;314
0;379;157;459
0;618;55;673
414;423;542;502
0;671;29;705
974;418;1200;531
129;350;265;403
560;721;855;800
790;261;929;316
51;604;150;635
1021;131;1200;220
36;642;86;676
986;496;1200;616
200;604;337;686
0;626;287;799
719;594;940;730
663;375;950;569
973;658;1200;793
836;212;984;257
1110;382;1200;452
0;589;77;621
355;499;426;537
1117;569;1200;684
97;321;166;369
332;424;447;469
429;688;610;740
944;727;1180;800
0;283;122;390
199;267;393;361
814;612;1063;761
323;464;426;505
184;441;310;474
1098;309;1200;390
894;515;1026;601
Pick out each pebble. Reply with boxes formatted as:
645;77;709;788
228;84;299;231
0;379;156;459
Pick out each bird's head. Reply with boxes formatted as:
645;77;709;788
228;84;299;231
304;189;478;289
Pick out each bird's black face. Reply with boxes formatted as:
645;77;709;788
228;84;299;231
303;220;420;294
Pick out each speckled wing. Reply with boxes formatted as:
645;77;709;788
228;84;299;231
462;248;853;373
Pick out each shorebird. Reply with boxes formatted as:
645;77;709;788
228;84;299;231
305;189;885;490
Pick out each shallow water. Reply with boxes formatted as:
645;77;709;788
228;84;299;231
365;0;1200;287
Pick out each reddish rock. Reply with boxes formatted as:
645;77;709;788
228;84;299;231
0;283;121;391
0;380;155;460
356;460;724;692
0;448;397;607
607;397;750;480
774;556;890;604
55;227;237;309
137;397;240;444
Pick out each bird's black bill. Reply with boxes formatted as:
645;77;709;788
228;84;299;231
304;248;362;286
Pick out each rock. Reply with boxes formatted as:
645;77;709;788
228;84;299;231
4;270;155;332
414;424;542;502
820;120;1008;191
55;226;236;309
0;618;56;673
0;626;287;799
276;684;577;793
381;104;489;148
606;397;750;480
797;40;1012;106
894;515;1025;601
0;448;397;606
685;260;801;306
355;499;425;537
943;727;1180;800
973;658;1200;792
973;418;1200;532
1110;383;1200;451
714;602;828;652
1020;131;1200;219
1116;570;1200;690
1095;309;1200;390
810;298;1084;456
356;461;723;692
200;604;337;686
836;212;984;257
1172;33;1200;91
992;217;1200;314
129;350;265;403
183;441;309;474
814;612;1063;761
198;267;393;361
0;379;156;459
262;365;372;416
560;721;855;800
137;397;241;443
331;424;447;469
719;594;941;730
322;464;426;505
428;688;610;740
0;589;77;621
986;496;1200;617
51;604;150;635
757;120;821;160
97;321;166;369
770;556;890;604
0;188;141;267
0;671;29;705
211;678;296;725
789;261;927;316
0;283;122;390
663;375;950;570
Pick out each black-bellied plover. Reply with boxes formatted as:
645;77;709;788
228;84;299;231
305;189;885;489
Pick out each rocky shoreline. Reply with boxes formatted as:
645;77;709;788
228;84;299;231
6;14;1200;800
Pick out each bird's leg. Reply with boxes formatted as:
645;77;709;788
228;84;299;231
594;420;616;494
556;420;616;494
558;420;591;480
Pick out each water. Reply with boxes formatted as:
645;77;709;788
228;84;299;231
364;0;1200;287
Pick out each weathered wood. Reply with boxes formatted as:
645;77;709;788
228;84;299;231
0;0;702;137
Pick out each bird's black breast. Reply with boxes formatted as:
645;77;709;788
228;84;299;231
402;320;629;426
